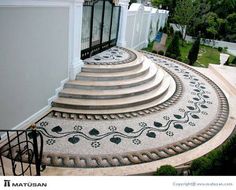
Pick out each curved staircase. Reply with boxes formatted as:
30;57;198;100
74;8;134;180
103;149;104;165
52;48;176;114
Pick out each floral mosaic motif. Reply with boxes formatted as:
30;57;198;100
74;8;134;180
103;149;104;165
147;56;211;136
46;138;55;145
74;125;83;131
108;126;117;132
37;121;163;148
91;141;100;148
40;121;48;127
132;139;141;145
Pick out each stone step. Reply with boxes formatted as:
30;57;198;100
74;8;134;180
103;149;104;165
59;69;165;99
52;75;176;114
76;58;150;81
64;62;158;90
208;64;236;95
52;73;171;110
82;51;144;73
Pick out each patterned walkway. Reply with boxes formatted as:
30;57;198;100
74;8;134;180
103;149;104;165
35;50;229;168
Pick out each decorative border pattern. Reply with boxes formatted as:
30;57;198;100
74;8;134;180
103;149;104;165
40;52;229;168
84;46;137;65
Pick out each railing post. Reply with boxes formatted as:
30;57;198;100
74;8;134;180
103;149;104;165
31;124;41;176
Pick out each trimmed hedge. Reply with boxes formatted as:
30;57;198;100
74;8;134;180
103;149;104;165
190;134;236;175
165;32;181;59
188;37;200;65
155;165;177;176
158;50;165;55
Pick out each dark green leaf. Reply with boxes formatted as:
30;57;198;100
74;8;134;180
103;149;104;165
201;105;208;109
174;114;182;119
110;137;121;144
174;124;183;129
68;136;80;144
154;122;162;127
192;115;199;119
193;98;199;101
89;128;100;136
187;106;195;110
146;132;156;138
51;126;62;133
124;127;134;133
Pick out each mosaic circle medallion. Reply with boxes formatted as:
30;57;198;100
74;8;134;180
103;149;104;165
36;52;229;168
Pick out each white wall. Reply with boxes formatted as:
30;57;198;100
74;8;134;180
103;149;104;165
0;7;70;130
125;3;169;50
186;35;236;50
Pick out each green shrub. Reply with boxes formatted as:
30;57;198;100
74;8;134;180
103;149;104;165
190;157;213;175
188;37;200;65
177;57;182;62
190;134;236;175
155;165;177;176
169;26;174;35
166;32;181;59
231;57;236;65
152;50;157;54
217;47;223;52
158;50;164;55
163;25;168;33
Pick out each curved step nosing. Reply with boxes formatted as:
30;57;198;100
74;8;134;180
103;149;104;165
59;71;164;99
76;65;149;81
64;72;156;90
53;78;171;110
59;80;162;99
53;88;169;110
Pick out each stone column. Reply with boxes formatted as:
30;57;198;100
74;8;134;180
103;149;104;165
69;0;84;80
117;0;130;48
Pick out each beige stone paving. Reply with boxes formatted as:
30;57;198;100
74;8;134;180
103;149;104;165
41;66;236;176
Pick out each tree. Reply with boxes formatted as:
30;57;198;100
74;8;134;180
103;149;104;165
165;32;181;59
173;0;200;44
225;13;236;42
189;0;211;37
209;0;236;18
188;37;200;65
205;12;225;40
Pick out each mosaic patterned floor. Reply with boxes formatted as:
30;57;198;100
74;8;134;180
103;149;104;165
36;50;229;168
84;47;137;65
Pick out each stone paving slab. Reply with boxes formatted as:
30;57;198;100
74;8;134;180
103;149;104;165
32;51;229;168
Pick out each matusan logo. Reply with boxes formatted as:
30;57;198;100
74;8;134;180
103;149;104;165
4;180;47;188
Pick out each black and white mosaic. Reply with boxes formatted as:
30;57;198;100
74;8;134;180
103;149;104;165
35;51;229;168
84;46;137;65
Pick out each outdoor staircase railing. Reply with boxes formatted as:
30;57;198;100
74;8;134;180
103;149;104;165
0;125;45;176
